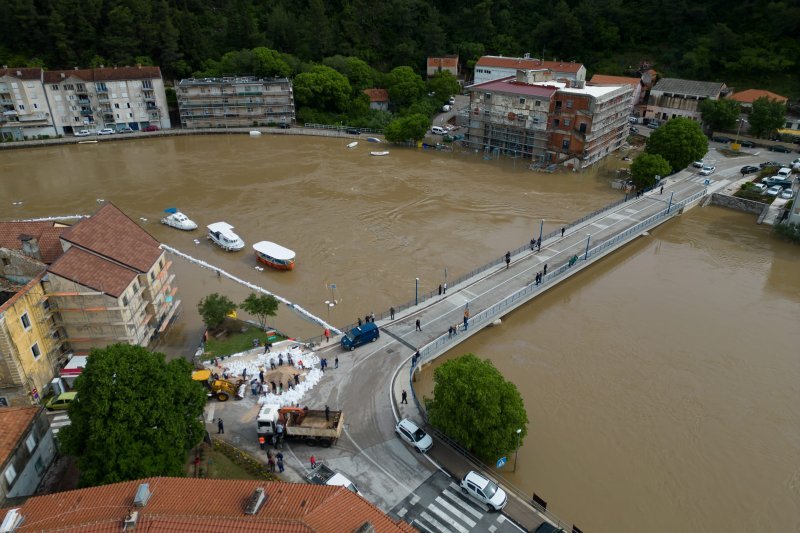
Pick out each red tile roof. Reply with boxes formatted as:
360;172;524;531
589;74;641;87
0;407;39;466
0;68;43;80
728;88;787;104
0;477;416;532
476;56;584;74
60;203;162;273
427;56;459;68
468;76;559;98
363;88;389;102
43;66;163;84
0;222;69;264
47;247;138;298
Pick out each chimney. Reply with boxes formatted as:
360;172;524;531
122;510;139;531
245;487;267;515
16;70;22;77
524;52;530;59
0;509;24;532
133;483;151;507
60;72;65;79
19;235;41;261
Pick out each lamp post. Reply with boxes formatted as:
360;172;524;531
415;278;419;306
584;234;591;260
734;118;747;147
538;219;544;242
512;428;522;472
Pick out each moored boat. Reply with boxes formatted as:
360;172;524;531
250;130;262;136
370;151;390;156
366;137;381;143
253;241;295;270
207;222;245;251
347;141;358;148
161;208;198;231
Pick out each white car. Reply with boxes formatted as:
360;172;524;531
441;104;451;112
74;129;92;137
751;183;768;193
692;160;704;168
395;418;433;453
448;96;455;105
779;188;794;199
97;128;115;135
766;185;783;196
460;470;508;512
699;165;715;176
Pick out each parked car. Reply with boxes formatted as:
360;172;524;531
699;165;716;176
142;125;160;132
278;122;291;129
46;391;77;410
97;128;115;135
760;161;781;169
441;104;452;112
780;188;794;199
533;524;565;533
346;128;360;135
770;145;792;153
460;470;508;512
395;418;433;453
738;139;756;148
751;183;768;193
647;121;660;129
629;126;639;134
448;96;455;105
692;160;704;168
740;165;759;175
117;126;134;134
74;129;92;137
766;185;783;196
712;135;732;143
764;176;794;188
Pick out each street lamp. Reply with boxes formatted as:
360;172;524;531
415;278;419;306
538;219;544;243
323;300;336;323
512;428;522;472
584;234;591;260
734;118;748;147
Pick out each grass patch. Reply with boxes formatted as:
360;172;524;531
187;441;276;480
718;148;750;157
203;322;287;360
734;187;772;202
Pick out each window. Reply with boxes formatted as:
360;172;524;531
150;271;155;281
519;98;525;105
485;93;491;100
553;119;559;127
159;259;164;269
51;84;59;90
534;100;541;107
64;84;74;91
122;295;129;307
31;342;41;360
133;282;140;293
562;139;570;150
18;104;25;111
564;118;571;127
566;100;573;108
143;80;153;89
114;103;120;109
25;433;37;453
34;457;45;474
4;465;16;485
21;312;31;330
33;103;39;109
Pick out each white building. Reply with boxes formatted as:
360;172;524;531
0;68;57;141
474;55;586;85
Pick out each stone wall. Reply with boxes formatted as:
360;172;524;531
709;193;768;215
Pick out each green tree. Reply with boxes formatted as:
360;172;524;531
59;344;206;487
645;117;708;171
426;354;528;462
699;98;741;132
251;47;291;77
385;66;425;110
630;153;671;189
748;96;786;138
384;113;429;143
197;293;236;330
239;292;279;330
427;71;461;103
293;65;352;113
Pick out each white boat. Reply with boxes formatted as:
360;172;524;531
347;141;358;149
77;140;98;144
161;208;198;231
207;222;245;251
367;137;381;143
250;130;262;137
253;241;296;270
370;151;390;156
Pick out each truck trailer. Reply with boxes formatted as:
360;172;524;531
257;404;344;447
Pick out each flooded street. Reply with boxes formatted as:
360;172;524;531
2;135;799;532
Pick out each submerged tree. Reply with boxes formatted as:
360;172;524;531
240;292;279;330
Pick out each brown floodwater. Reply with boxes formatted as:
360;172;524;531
1;135;798;532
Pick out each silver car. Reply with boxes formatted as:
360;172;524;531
395;418;433;453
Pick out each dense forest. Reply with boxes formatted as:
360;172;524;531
2;0;799;98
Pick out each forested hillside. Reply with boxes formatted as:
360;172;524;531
2;0;798;96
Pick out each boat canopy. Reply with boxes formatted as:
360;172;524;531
208;222;236;233
164;207;178;213
253;241;296;261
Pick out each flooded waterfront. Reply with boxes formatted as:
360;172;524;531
2;135;799;532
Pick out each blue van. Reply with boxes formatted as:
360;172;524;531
341;322;380;351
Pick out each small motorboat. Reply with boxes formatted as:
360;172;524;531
366;137;381;143
161;208;198;230
77;140;98;144
347;141;358;149
253;241;296;271
207;222;245;251
370;151;390;156
250;130;262;136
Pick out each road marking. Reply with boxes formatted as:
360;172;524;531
442;488;484;520
341;426;415;493
397;507;408;517
410;494;420;505
411;518;436;533
434;496;477;528
420;510;458;533
427;503;470;533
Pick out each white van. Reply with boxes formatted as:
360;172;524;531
777;167;792;178
431;126;447;135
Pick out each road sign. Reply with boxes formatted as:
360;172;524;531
496;456;507;468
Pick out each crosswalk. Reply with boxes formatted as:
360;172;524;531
395;479;516;533
49;412;71;434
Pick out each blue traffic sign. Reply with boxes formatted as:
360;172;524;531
496;456;507;468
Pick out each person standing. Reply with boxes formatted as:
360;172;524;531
334;356;339;369
277;453;284;473
543;264;548;275
324;328;330;343
415;318;421;331
390;306;395;320
530;238;535;250
401;390;408;404
561;226;565;238
310;455;317;469
259;369;264;385
443;282;447;294
370;311;375;322
438;284;443;295
537;238;541;251
357;317;362;326
660;185;664;195
217;418;224;434
505;251;511;269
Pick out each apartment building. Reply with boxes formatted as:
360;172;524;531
0;406;56;505
427;56;459;78
588;74;643;112
465;70;558;161
645;78;726;123
465;71;632;168
474;54;586;85
177;77;295;129
0;66;170;139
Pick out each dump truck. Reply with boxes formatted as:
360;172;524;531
192;369;246;401
256;404;344;447
306;463;359;494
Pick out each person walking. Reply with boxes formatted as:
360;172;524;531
443;282;447;294
277;455;284;473
324;328;330;343
543;263;548;275
334;356;339;369
263;342;269;354
505;251;511;269
357;317;362;326
259;369;264;385
415;318;421;331
438;284;443;295
530;238;535;250
390;306;395;320
217;418;224;434
448;325;453;338
310;455;317;469
561;226;565;238
401;390;408;404
660;185;664;195
537;238;541;252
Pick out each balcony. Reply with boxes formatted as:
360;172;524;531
78;98;91;104
95;86;108;93
18;112;50;123
80;108;94;116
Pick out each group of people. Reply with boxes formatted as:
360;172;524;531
249;371;303;397
529;238;542;252
356;312;376;326
319;357;337;372
266;449;285;473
